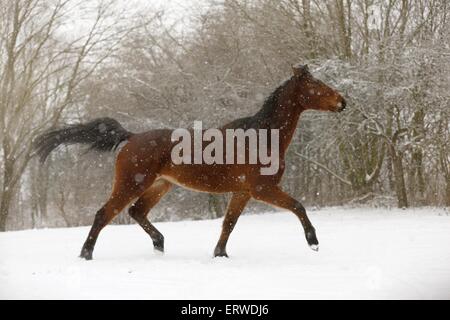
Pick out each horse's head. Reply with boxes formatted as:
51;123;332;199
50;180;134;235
291;64;346;112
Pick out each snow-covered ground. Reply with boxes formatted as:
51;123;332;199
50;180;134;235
1;207;449;299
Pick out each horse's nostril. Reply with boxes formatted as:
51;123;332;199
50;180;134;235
339;99;347;111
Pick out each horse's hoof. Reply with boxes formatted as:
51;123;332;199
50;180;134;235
213;247;229;258
214;253;229;258
79;248;93;260
153;247;164;255
79;253;93;260
153;235;164;252
80;253;92;260
153;240;164;254
305;228;319;250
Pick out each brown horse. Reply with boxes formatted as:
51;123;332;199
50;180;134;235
34;64;346;260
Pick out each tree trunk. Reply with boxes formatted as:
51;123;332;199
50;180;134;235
302;0;316;58
335;0;352;59
389;146;408;208
0;158;14;231
445;178;450;207
409;149;425;204
409;108;425;204
0;190;12;231
37;162;50;218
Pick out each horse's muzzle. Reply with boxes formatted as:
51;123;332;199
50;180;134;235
337;98;347;112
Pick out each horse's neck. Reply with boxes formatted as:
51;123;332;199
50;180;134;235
254;92;304;154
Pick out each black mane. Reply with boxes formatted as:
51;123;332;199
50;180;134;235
223;77;292;130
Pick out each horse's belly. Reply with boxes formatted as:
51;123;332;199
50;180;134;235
160;164;244;193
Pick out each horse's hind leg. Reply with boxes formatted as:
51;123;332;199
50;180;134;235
214;192;250;258
80;173;157;260
128;179;172;254
79;195;133;260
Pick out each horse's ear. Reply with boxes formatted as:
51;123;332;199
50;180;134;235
292;64;309;77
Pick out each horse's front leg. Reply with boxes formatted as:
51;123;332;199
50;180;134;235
214;192;250;257
251;185;319;251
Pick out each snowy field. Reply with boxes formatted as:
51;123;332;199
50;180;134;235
1;207;449;300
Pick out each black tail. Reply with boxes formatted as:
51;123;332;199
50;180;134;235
34;117;133;162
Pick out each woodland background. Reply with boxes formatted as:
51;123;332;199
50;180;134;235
0;0;448;230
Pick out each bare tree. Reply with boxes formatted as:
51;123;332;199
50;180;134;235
0;0;144;230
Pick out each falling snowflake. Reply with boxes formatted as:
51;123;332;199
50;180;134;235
98;123;107;133
134;173;145;183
